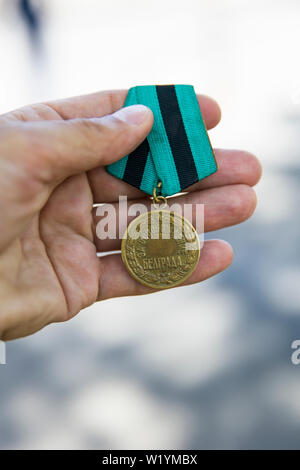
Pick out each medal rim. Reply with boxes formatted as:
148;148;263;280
121;209;201;290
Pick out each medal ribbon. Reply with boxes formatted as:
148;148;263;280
106;85;217;197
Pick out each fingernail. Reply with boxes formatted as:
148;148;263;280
113;105;152;125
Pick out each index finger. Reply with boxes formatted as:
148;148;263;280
45;90;221;131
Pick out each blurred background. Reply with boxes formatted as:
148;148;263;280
0;0;300;450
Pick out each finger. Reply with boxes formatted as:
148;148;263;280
45;90;221;130
45;90;128;120
89;149;261;203
18;105;154;184
186;149;262;191
97;239;233;300
94;184;257;252
0;90;128;124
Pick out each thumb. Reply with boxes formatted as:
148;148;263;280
22;104;153;183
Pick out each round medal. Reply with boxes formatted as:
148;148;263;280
121;210;200;289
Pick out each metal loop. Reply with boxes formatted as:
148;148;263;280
152;182;167;209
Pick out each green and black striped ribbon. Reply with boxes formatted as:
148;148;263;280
107;85;217;197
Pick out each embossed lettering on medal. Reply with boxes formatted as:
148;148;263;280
121;210;200;289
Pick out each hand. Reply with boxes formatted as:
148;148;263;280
0;90;261;340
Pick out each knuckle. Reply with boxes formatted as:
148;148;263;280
73;117;103;138
0;125;48;201
73;116;131;162
238;150;262;186
247;153;263;185
71;118;106;154
17;128;51;183
231;185;257;220
108;114;139;148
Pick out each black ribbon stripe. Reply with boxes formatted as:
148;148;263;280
123;138;150;189
122;85;198;192
155;85;198;190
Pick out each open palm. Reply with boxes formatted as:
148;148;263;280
0;90;261;340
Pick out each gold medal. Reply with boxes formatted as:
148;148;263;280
121;184;200;289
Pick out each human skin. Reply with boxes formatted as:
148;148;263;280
0;90;262;340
